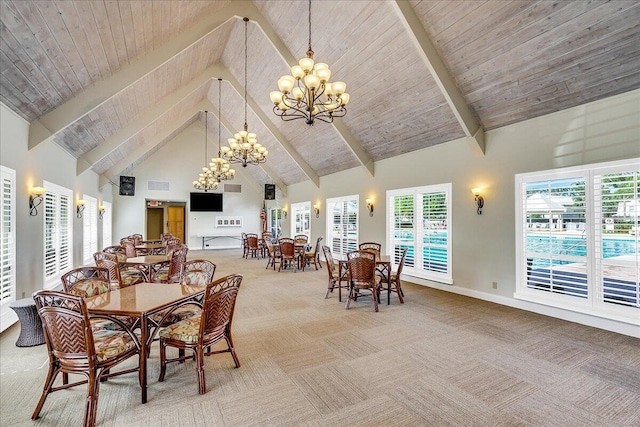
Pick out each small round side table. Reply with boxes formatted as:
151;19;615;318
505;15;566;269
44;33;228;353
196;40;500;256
9;297;45;347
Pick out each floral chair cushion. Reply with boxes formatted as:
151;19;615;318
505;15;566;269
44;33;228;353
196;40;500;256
150;304;201;325
93;329;137;362
184;271;209;286
159;314;202;343
68;280;110;298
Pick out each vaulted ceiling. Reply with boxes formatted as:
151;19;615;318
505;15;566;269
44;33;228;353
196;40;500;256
2;0;639;193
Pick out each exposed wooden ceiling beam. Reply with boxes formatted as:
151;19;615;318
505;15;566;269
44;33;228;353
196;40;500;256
217;67;320;188
247;3;375;176
77;64;225;175
100;102;208;186
207;95;288;197
392;0;485;155
100;98;288;196
28;1;256;151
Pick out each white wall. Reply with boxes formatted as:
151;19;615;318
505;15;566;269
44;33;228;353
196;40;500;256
0;102;113;331
115;121;265;249
283;89;640;336
1;88;638;335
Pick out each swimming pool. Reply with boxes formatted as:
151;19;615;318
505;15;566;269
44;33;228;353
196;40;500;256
526;233;638;261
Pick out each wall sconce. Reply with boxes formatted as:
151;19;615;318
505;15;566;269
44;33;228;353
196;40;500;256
98;205;106;220
76;199;86;218
472;188;484;215
282;206;288;219
313;203;320;218
366;198;374;217
29;186;46;216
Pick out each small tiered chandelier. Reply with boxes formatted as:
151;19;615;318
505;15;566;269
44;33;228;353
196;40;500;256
192;110;219;192
209;79;235;182
221;17;268;168
270;0;350;125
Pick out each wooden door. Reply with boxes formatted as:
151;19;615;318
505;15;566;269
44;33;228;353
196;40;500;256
168;206;185;243
146;208;163;240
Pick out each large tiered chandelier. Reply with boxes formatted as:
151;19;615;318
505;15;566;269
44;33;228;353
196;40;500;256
269;0;350;125
209;79;235;182
192;110;220;192
221;17;268;168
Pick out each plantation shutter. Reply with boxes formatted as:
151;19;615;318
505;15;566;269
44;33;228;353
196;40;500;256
524;176;588;299
0;167;16;307
391;194;415;268
388;184;452;284
594;169;639;308
43;182;73;288
82;195;97;265
326;196;358;259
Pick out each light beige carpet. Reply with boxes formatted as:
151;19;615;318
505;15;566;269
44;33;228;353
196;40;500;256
1;249;638;426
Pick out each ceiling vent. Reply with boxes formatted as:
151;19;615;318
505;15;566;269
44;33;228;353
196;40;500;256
147;180;170;191
224;184;242;193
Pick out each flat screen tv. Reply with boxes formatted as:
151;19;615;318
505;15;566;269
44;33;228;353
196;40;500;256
190;192;223;212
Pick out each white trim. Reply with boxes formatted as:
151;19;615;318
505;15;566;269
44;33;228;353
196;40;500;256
291;201;311;237
406;275;639;338
43;181;73;290
0;166;17;333
514;158;639;323
326;194;359;259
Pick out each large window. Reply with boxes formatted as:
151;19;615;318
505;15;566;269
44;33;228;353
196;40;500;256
515;159;639;322
326;195;358;259
0;166;16;326
269;207;283;239
387;184;452;284
43;181;73;289
291;202;311;237
82;195;98;265
101;201;112;248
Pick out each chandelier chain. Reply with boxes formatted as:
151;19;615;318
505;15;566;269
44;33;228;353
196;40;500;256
270;0;349;125
218;79;222;155
244;16;248;127
308;0;312;52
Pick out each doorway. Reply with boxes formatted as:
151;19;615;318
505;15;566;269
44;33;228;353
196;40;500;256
168;206;185;243
146;208;164;240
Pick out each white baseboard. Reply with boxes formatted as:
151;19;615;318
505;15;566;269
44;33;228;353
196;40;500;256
0;308;18;333
403;275;640;338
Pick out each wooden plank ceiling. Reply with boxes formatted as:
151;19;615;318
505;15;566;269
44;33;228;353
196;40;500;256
1;0;639;190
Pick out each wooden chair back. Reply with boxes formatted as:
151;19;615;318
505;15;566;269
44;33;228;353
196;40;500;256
200;274;243;339
183;259;216;286
347;250;377;285
61;267;111;298
359;242;382;258
294;234;309;245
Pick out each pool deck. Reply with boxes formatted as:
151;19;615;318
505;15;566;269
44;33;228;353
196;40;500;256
553;254;638;281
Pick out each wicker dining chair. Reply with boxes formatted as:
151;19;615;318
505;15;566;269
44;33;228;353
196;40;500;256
346;250;382;312
294;234;309;246
303;237;323;271
121;240;138;258
245;233;262;258
101;246;127;262
158;274;242;395
388;248;407;304
151;245;188;283
131;234;143;245
358;242;382;258
94;253;144;288
278;238;298;272
61;266;136;330
240;232;248;258
322;245;349;301
32;290;141;427
183;259;217;286
264;242;281;270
